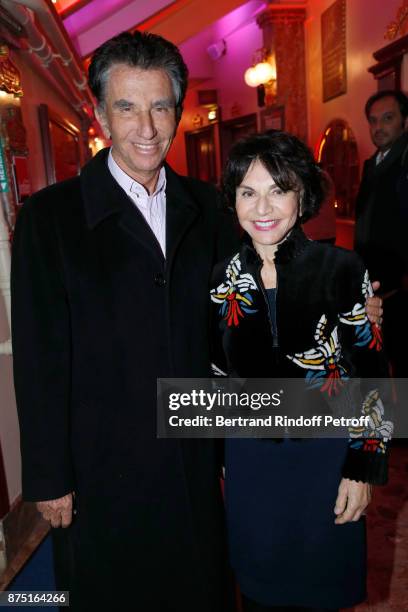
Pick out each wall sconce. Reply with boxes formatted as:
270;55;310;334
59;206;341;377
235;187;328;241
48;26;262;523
244;49;277;106
207;105;221;123
244;61;276;87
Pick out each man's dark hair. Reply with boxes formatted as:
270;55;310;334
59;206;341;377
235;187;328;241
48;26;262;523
88;31;189;122
222;130;324;223
364;89;408;120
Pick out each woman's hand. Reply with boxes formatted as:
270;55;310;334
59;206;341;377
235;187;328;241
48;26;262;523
334;478;372;524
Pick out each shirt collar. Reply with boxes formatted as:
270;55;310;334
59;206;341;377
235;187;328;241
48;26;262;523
107;148;166;197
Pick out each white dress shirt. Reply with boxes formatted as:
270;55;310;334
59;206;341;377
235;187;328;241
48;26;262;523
108;149;167;256
376;149;390;165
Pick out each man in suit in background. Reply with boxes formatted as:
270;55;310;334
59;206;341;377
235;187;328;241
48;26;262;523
11;31;236;611
355;90;408;377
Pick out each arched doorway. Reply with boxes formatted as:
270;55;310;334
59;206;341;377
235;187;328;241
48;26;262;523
316;119;360;218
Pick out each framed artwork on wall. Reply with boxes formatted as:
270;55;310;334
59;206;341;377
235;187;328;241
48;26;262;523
38;104;80;185
321;0;347;102
259;106;285;132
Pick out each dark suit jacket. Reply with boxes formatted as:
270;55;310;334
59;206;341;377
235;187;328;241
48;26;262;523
354;131;408;292
11;148;238;611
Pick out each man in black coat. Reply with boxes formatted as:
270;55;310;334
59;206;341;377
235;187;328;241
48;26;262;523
11;31;237;611
355;90;408;377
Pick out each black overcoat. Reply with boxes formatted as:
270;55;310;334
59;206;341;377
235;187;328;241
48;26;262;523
354;131;408;293
354;132;408;376
11;148;237;611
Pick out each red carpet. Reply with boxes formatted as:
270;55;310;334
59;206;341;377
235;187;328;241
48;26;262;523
349;445;408;611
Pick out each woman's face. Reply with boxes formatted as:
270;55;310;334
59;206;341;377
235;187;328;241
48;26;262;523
235;159;301;251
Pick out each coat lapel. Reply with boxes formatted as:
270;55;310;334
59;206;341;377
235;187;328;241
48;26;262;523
81;147;164;263
81;148;123;227
81;150;200;267
367;132;408;181
164;164;200;272
118;201;165;263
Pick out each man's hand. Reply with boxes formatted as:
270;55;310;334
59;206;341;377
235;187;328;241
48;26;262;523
37;492;74;528
334;478;372;524
366;280;383;326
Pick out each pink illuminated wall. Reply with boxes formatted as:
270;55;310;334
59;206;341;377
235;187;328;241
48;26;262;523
63;0;174;56
167;1;263;174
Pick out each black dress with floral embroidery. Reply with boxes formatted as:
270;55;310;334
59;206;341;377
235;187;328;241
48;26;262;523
210;227;392;609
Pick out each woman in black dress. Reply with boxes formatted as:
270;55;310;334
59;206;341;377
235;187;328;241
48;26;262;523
210;131;393;612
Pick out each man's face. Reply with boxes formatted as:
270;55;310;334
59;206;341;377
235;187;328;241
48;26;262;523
367;96;407;152
96;64;178;191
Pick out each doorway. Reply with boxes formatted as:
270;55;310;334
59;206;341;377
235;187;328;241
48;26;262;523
184;125;217;184
219;113;258;171
316;119;360;218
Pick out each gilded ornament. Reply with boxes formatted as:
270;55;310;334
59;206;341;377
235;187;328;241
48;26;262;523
385;0;408;40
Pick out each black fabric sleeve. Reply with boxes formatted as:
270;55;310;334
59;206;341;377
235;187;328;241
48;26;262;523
337;252;393;485
11;196;74;501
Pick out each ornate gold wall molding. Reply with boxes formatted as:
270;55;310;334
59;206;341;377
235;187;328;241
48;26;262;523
0;46;23;98
385;0;408;40
257;6;306;28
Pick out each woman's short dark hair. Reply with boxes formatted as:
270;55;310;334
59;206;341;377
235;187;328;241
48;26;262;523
88;31;188;122
222;130;324;223
364;89;408;120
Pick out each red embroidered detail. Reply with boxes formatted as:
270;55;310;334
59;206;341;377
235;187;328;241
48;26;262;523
369;324;383;351
320;363;344;396
363;439;381;452
225;293;244;327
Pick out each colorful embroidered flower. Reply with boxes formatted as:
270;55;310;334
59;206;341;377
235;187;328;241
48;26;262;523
287;315;348;396
211;253;258;327
348;388;393;446
339;270;382;350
